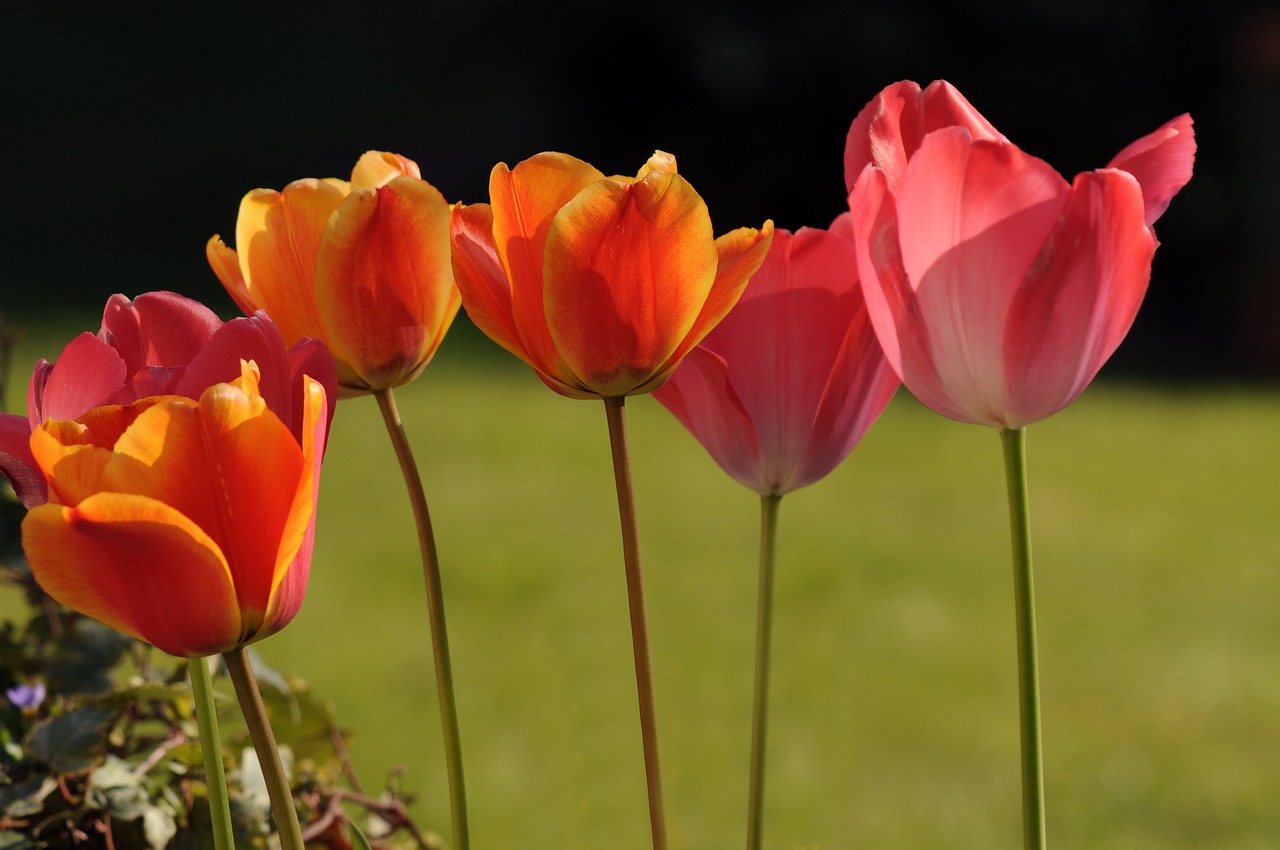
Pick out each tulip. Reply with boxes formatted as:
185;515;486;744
0;292;335;508
207;150;460;395
844;79;1195;850
654;215;899;496
22;359;330;658
653;215;898;849
450;150;774;398
847;108;1195;429
210;152;472;846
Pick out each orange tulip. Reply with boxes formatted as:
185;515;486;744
208;151;460;395
21;361;329;658
450;150;774;398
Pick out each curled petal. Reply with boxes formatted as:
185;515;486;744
351;150;422;190
1107;114;1196;228
23;494;241;657
844;79;1004;196
98;292;223;380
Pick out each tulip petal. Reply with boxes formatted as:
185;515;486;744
30;334;127;425
207;237;254;316
896;129;1069;425
96;389;307;633
1107;114;1196;228
844;79;1004;196
0;414;43;508
177;313;294;430
260;374;328;638
451;203;527;358
1003;169;1156;426
99;292;223;379
235;179;348;345
351;150;421;190
639;220;774;397
653;347;764;491
545;170;718;395
490;153;604;380
23;494;241;657
315;177;460;392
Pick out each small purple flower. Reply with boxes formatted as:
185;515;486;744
6;682;46;710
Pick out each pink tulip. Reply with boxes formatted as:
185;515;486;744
846;83;1194;429
0;291;336;507
653;216;900;495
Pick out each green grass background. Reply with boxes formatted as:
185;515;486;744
4;316;1279;849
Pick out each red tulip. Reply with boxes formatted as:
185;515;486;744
847;83;1195;429
208;151;461;395
22;359;330;657
450;150;774;398
0;291;335;507
653;217;899;495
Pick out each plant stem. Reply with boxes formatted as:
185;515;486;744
603;395;668;850
746;493;781;850
186;657;234;850
375;387;469;850
223;647;305;850
1000;427;1046;850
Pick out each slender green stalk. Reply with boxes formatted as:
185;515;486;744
746;493;781;850
223;647;304;850
186;657;234;850
1000;427;1046;850
374;387;469;850
603;395;668;850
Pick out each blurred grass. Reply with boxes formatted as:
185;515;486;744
4;315;1280;850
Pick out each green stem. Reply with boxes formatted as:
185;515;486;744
746;493;781;850
186;657;234;850
223;647;305;850
375;387;469;850
1000;427;1046;850
603;396;668;850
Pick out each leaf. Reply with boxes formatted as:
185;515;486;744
349;822;375;850
46;620;133;695
0;829;38;850
25;704;115;771
0;776;56;818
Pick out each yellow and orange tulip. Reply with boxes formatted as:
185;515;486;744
208;151;460;395
450;151;774;398
22;361;329;658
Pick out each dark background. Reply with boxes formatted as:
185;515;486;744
5;1;1277;379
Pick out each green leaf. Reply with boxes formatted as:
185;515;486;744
25;704;114;771
0;776;56;818
0;829;38;850
349;822;375;850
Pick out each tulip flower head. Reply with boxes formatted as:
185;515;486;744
22;359;331;658
208;151;461;396
450;150;774;398
846;81;1195;429
654;216;899;495
0;292;335;508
